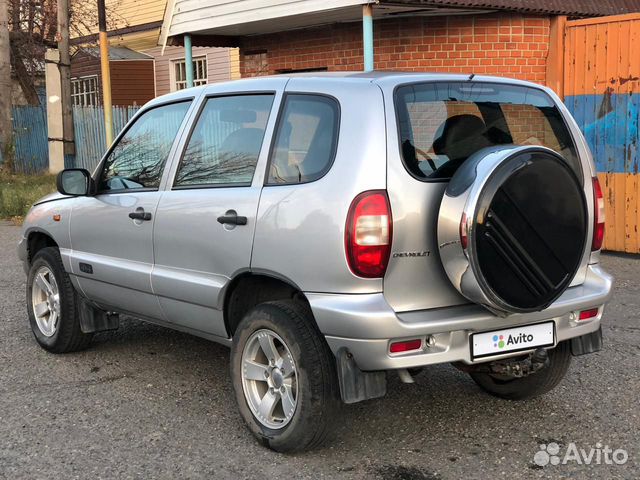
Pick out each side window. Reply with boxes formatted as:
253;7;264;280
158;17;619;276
98;101;191;192
174;94;274;187
267;94;339;185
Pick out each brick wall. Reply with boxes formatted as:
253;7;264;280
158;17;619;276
240;13;551;84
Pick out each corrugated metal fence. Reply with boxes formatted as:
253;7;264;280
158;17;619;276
10;106;49;174
8;105;140;174
564;13;640;253
73;106;140;171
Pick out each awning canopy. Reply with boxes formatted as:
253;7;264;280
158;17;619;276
160;1;492;48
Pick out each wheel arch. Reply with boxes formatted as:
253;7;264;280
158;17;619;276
27;229;59;265
223;271;312;338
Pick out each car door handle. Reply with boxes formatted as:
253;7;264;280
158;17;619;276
217;211;247;226
128;209;152;221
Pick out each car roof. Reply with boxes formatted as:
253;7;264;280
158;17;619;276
145;71;553;108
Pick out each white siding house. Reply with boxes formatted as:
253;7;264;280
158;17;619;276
161;0;373;45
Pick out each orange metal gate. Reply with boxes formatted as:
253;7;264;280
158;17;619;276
564;13;640;253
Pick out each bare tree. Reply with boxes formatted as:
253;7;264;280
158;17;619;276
0;0;12;167
8;0;56;105
7;0;125;106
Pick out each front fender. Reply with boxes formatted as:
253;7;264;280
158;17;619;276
19;197;75;272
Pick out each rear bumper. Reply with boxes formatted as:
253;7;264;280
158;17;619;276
307;264;613;371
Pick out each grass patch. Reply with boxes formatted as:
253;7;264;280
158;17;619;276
0;170;57;222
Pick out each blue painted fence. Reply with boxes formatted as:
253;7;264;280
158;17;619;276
565;92;640;175
73;106;140;171
7;105;140;174
10;105;49;174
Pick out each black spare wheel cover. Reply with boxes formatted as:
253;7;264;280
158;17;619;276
439;146;587;314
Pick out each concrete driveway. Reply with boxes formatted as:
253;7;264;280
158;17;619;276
1;224;638;479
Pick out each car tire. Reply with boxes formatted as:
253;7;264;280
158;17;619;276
26;247;93;353
469;341;572;400
230;300;340;453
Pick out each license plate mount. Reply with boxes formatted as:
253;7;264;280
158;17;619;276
471;321;555;359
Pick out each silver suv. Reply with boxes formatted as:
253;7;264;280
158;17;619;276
18;73;612;452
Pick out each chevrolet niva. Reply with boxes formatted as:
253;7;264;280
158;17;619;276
18;73;612;452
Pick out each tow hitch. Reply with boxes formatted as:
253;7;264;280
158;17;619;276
457;348;550;379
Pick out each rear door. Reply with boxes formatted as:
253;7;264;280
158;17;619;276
151;80;284;338
69;100;193;319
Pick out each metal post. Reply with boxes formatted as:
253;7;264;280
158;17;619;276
184;34;194;88
97;0;113;145
362;4;374;72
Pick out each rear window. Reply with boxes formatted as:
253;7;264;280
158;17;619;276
394;82;580;181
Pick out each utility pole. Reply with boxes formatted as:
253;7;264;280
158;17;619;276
97;0;113;145
58;0;76;155
0;0;12;167
57;0;75;157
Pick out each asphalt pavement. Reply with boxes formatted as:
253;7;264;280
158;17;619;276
1;224;638;479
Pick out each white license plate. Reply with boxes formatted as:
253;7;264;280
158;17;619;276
471;322;555;359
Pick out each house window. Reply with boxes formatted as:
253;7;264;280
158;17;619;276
71;76;99;106
173;57;207;90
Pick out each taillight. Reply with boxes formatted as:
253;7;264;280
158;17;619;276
345;190;392;278
592;177;605;251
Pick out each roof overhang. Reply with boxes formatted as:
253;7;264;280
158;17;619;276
160;1;494;49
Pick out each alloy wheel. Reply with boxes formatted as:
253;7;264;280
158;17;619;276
240;329;298;429
31;266;61;337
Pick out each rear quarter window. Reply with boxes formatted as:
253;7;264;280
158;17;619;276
267;94;339;185
394;82;580;181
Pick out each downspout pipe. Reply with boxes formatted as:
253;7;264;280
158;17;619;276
184;34;194;88
362;4;374;72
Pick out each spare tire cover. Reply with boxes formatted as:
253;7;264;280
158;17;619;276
437;145;587;315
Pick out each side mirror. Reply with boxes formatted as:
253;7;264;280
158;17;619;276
56;169;93;196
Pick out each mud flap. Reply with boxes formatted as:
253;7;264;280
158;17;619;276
336;348;386;404
570;327;603;356
78;296;119;333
